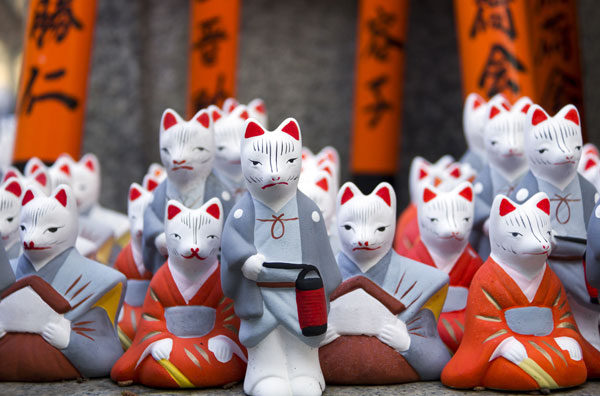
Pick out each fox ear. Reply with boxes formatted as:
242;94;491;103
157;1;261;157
5;180;22;198
161;109;181;131
34;170;48;187
22;189;35;206
53;187;68;208
537;198;550;215
423;187;437;203
499;198;516;216
193;109;211;129
528;104;549;126
489;105;501;120
129;184;143;202
316;177;329;192
374;183;393;207
279;118;300;141
244;120;265;139
167;204;182;220
562;105;580;126
458;186;473;202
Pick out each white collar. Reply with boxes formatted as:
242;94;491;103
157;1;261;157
168;260;218;304
495;259;546;303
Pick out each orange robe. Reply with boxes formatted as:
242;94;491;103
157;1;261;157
442;259;587;391
394;203;419;256
113;242;152;348
406;239;482;352
111;264;246;388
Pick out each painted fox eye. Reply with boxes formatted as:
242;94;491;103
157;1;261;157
377;226;386;232
161;148;170;155
429;218;438;223
538;148;548;154
511;232;522;237
249;160;261;166
207;235;217;239
343;225;352;231
576;146;582;150
194;147;206;152
171;233;181;240
47;227;58;233
464;217;470;222
217;146;225;151
6;217;13;223
287;157;298;164
20;225;25;231
490;141;497;146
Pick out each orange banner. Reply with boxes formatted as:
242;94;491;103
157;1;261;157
351;0;409;177
14;0;97;163
454;0;583;129
187;0;240;117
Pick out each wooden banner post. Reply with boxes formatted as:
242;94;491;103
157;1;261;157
351;0;409;190
187;0;240;117
14;0;97;163
454;0;584;135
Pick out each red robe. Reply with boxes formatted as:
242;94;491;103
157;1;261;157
111;263;246;388
394;204;420;256
114;242;152;348
406;239;482;352
442;259;587;391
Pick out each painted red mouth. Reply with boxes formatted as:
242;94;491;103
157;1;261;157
554;161;576;165
262;182;288;189
524;251;549;256
1;235;9;240
229;160;241;165
172;166;194;171
182;249;206;260
439;235;464;241
23;242;50;250
353;246;381;251
503;153;523;157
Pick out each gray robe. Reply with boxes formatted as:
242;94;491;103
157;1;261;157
220;191;342;348
3;248;126;377
460;149;485;174
142;174;233;274
336;250;451;380
510;170;599;311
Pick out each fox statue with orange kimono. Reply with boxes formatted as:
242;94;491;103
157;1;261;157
111;198;246;388
442;193;587;391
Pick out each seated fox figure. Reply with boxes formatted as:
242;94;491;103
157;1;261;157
319;182;451;384
111;198;247;388
0;185;126;381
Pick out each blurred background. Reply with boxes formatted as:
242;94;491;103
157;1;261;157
0;0;599;211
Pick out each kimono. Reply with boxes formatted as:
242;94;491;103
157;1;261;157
460;149;485;175
442;258;587;391
406;239;482;352
113;242;152;348
0;247;126;381
110;263;246;388
220;191;342;348
319;250;450;384
142;175;233;274
394;203;419;256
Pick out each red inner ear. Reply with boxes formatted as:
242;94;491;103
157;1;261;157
532;109;548;126
163;112;177;130
521;104;531;114
499;198;516;216
22;190;35;206
240;110;249;120
537;198;550;215
418;168;428;180
146;179;158;192
316;178;329;191
4;170;17;182
322;166;333;175
129;187;141;202
31;164;40;174
423;188;437;203
340;187;354;205
281;120;300;140
450;167;461;178
55;189;68;207
227;103;237;113
245;121;265;138
254;102;266;114
585;158;598;170
35;172;47;187
473;97;483;109
376;187;392;206
60;164;70;176
211;110;221;122
206;203;220;219
84;159;95;171
564;108;580;126
196;112;210;128
167;205;181;220
501;102;510;111
489;106;500;119
5;181;21;198
459;187;473;202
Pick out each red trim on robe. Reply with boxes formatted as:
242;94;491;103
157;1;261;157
110;263;246;388
441;258;587;390
394;204;419;256
405;239;482;352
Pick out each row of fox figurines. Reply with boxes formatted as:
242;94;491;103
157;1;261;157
0;95;599;395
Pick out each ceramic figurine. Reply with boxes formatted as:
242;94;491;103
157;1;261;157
405;182;482;352
222;97;239;115
67;153;130;253
247;98;268;128
142;108;233;274
221;118;342;396
578;143;600;191
111;198;246;388
0;178;23;260
0;185;126;381
143;163;166;193
4;166;51;195
319;182;450;384
209;104;249;201
470;96;532;260
394;156;475;256
114;184;154;348
460;93;488;173
442;193;587;391
510;103;600;377
301;146;341;190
